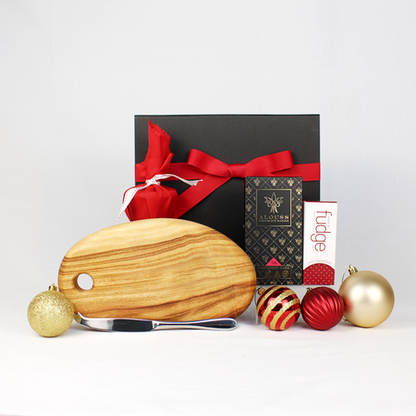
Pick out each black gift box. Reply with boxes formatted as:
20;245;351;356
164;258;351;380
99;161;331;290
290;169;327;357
135;115;320;248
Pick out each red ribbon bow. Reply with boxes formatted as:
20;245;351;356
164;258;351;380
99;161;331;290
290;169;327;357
150;149;321;218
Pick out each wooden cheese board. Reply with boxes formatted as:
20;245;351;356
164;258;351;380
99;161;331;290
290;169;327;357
58;218;256;321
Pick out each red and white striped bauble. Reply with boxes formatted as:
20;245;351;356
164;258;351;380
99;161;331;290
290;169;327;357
256;286;301;331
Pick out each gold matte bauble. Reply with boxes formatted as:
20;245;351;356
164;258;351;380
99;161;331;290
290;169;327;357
339;266;394;328
28;284;74;337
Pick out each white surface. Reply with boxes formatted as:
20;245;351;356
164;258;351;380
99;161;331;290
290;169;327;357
1;1;415;415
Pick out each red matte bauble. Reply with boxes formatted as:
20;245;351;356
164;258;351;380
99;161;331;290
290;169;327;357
257;286;301;331
301;287;344;330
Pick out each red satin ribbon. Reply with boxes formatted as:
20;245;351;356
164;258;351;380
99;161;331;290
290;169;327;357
135;148;320;218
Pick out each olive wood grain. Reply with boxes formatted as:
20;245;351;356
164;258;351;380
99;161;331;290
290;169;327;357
58;218;256;321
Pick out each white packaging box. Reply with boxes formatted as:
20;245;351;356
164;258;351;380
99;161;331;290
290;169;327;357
303;201;338;285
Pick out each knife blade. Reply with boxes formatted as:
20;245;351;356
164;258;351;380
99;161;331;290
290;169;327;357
74;313;237;332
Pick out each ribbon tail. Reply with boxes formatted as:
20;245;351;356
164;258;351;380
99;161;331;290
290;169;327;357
167;162;205;181
173;175;229;218
118;186;142;219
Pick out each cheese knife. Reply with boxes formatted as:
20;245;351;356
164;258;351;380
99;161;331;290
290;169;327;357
74;313;237;332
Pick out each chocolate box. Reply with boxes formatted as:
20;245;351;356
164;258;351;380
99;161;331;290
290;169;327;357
245;177;303;285
135;115;320;248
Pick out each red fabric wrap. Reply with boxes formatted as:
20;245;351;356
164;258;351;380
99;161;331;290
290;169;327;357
125;185;177;221
125;120;177;221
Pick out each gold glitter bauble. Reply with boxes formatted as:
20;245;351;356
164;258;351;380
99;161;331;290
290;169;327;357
339;266;394;328
28;284;74;337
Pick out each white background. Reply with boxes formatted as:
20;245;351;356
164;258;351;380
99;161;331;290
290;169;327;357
1;1;415;415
